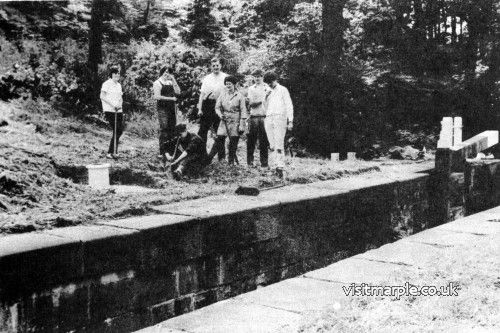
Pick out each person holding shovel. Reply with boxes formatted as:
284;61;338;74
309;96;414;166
197;57;227;146
100;66;123;159
153;66;181;159
165;124;208;180
208;75;247;166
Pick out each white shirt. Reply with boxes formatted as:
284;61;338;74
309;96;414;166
265;83;293;122
247;83;269;116
101;79;123;112
198;72;227;109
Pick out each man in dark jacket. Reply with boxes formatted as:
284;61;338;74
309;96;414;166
166;124;208;180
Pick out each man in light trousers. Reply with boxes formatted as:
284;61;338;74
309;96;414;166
263;72;294;178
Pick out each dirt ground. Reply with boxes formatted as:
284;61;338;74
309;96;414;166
0;100;433;236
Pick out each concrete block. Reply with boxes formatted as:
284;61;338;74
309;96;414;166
235;277;346;314
0;233;81;298
46;225;141;277
160;299;301;333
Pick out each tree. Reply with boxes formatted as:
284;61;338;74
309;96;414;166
182;0;222;48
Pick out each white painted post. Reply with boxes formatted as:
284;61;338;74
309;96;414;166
437;117;453;148
453;117;462;146
330;153;340;162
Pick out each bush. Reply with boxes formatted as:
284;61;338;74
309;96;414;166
122;40;211;117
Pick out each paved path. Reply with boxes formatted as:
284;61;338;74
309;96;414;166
136;206;500;333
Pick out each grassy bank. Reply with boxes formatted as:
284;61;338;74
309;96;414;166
0;99;432;236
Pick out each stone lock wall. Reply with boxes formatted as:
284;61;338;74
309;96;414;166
0;170;476;333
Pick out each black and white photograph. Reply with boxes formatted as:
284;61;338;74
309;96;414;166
1;0;499;332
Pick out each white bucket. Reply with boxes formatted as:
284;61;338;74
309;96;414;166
331;153;340;162
347;152;356;160
86;164;110;188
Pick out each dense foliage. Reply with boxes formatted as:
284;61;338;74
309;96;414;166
1;0;499;155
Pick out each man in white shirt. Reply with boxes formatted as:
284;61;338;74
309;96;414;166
197;58;227;147
263;72;294;178
100;66;123;159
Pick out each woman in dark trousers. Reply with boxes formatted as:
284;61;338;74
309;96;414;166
153;66;181;158
100;66;124;159
208;75;247;165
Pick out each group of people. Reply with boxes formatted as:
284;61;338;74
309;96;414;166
99;57;294;180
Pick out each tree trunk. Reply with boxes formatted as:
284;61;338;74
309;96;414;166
143;0;152;25
88;0;105;111
88;0;104;74
321;0;348;154
321;0;347;75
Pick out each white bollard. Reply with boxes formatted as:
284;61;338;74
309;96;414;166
437;117;453;148
453;117;462;146
86;164;110;189
330;153;340;162
347;152;356;160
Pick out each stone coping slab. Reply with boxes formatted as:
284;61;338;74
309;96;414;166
402;227;488;245
146;299;302;333
304;257;416;284
233;276;347;314
97;214;197;231
0;232;77;257
352;240;452;268
154;194;280;218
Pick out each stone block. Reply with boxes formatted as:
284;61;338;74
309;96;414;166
174;294;194;316
404;227;487;246
436;216;500;235
305;257;413;284
154;195;279;218
91;310;149;333
89;271;140;322
46;225;141;277
258;184;342;204
160;299;301;333
235;277;346;314
148;300;175;326
51;282;90;332
140;222;203;269
0;233;81;299
355;239;452;268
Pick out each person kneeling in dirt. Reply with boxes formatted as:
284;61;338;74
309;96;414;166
166;124;208;180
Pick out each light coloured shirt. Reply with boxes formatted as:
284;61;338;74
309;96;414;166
247;83;268;116
265;83;293;122
215;89;247;123
100;79;123;113
197;72;227;109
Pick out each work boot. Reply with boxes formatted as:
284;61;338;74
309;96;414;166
173;169;182;181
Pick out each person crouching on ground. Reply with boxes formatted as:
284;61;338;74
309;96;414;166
208;75;247;165
153;66;181;159
100;66;124;159
263;72;294;178
166;124;208;180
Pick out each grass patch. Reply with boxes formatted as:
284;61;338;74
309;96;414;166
294;237;500;332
